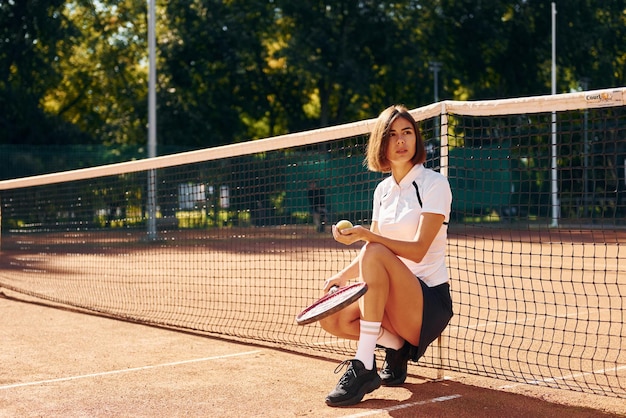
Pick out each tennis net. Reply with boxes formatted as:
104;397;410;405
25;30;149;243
1;88;625;399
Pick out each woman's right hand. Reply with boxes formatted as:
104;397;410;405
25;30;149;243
332;224;369;245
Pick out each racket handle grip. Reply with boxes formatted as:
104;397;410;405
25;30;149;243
329;285;340;294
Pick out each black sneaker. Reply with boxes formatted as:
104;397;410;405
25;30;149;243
379;342;411;386
325;358;381;407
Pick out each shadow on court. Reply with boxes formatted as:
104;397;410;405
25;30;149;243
352;380;621;418
1;294;624;418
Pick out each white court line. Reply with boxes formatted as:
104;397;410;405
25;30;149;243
0;350;261;390
499;364;626;390
340;394;462;418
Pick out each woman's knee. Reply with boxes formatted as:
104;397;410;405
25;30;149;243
360;242;396;284
360;242;392;264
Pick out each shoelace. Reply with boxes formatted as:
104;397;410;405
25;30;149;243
333;360;357;385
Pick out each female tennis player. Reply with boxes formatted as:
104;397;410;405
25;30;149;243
320;105;453;407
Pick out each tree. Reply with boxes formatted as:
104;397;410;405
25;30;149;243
556;0;626;90
275;0;423;129
158;0;279;148
0;0;88;144
44;0;149;148
2;0;625;152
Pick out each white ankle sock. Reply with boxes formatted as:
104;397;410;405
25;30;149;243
355;320;381;370
377;328;405;350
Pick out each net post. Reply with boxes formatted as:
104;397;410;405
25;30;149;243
146;169;158;240
436;102;446;379
550;110;559;228
436;334;445;381
439;104;448;178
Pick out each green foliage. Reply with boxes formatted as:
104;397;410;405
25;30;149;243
0;0;88;144
46;0;149;147
0;0;625;155
175;209;251;229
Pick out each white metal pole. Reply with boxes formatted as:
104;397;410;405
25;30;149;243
550;2;559;227
147;0;158;239
148;0;156;160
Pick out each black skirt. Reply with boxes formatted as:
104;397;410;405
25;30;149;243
408;279;453;362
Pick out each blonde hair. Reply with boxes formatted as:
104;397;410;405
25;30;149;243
365;105;426;172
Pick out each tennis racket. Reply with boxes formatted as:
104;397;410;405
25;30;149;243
296;282;368;325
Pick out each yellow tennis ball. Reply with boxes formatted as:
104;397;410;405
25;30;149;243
336;220;353;231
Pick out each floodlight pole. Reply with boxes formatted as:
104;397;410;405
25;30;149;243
550;2;559;228
146;0;158;240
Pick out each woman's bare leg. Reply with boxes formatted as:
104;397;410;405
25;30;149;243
319;242;424;346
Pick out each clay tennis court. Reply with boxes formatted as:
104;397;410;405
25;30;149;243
1;293;625;417
1;226;625;417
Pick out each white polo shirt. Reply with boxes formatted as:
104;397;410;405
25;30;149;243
372;164;452;287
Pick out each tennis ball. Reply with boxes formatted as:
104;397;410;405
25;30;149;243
336;220;353;231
